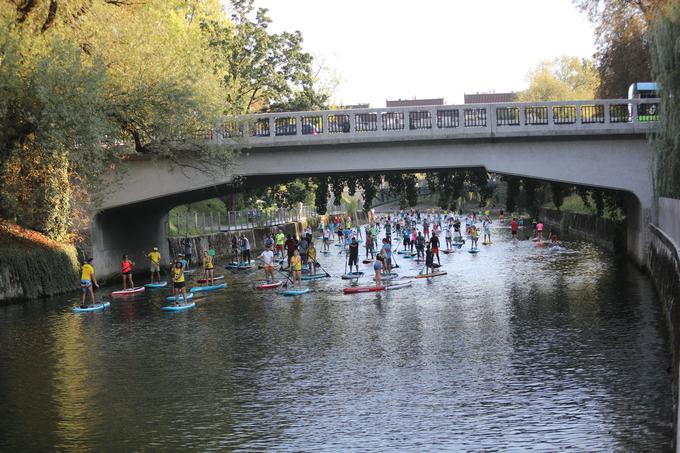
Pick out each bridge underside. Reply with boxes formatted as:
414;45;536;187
92;135;653;277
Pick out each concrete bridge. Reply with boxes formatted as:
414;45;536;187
93;99;658;277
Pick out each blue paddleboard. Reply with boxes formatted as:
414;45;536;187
161;302;196;311
468;248;480;254
167;292;195;302
341;272;364;280
72;302;111;313
190;283;226;293
145;282;168;288
282;288;310;296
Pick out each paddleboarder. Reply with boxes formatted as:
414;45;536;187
348;237;360;274
381;238;392;274
284;234;297;268
290;249;303;288
425;246;435;275
275;230;285;259
482;216;492;244
240;234;251;264
257;246;275;282
415;231;425;259
307;242;317;276
470;225;480;249
80;258;99;307
171;259;189;305
365;232;375;259
322;225;331;252
146;247;162;284
429;233;441;265
202;250;215;285
121;255;134;290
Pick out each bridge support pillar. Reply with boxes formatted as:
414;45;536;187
626;193;653;268
91;205;170;281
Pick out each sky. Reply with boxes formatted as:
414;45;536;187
238;0;597;107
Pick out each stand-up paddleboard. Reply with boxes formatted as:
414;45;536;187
167;292;194;302
161;302;196;311
145;281;168;288
468;248;480;254
237;263;254;270
343;285;385;294
385;281;412;291
532;237;541;242
453;243;464;248
482;241;492;245
362;259;373;264
397;250;410;255
341;272;364;280
190;283;226;293
256;280;283;289
375;272;399;281
302;274;329;281
415;271;447;279
282;288;310;296
334;243;344;247
111;286;145;297
535;242;546;248
73;301;111;313
402;254;413;259
441;249;455;254
196;275;225;284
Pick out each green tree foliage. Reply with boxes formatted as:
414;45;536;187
518;56;599;101
574;0;669;98
357;176;381;212
550;182;572;211
314;176;330;214
0;0;233;239
651;2;680;198
203;0;322;113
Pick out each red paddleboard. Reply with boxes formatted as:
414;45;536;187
196;275;225;284
343;285;385;294
256;280;283;289
111;286;145;296
415;271;447;279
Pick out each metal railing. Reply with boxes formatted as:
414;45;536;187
200;99;659;144
169;205;317;237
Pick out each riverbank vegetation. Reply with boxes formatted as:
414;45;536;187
0;218;79;300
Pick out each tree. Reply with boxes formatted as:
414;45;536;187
518;56;599;101
651;1;680;198
574;0;670;98
203;0;319;114
550;182;572;211
505;176;521;213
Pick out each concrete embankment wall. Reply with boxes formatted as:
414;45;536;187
0;243;80;303
539;208;626;253
647;197;680;451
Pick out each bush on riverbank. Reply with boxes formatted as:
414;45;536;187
0;219;79;301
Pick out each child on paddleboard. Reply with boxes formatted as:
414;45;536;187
171;259;189;305
80;258;99;307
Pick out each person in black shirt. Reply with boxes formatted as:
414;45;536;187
425;246;434;274
348;237;360;274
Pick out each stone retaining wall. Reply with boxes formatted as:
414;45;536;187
540;208;626;252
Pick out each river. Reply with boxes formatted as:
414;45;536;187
0;225;672;451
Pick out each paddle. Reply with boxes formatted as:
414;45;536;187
308;255;331;277
277;266;294;288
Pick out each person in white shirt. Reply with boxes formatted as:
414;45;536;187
258;247;275;282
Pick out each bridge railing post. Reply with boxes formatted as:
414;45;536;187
575;102;582;125
547;103;555;127
488;104;496;135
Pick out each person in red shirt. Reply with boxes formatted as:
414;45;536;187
121;255;134;289
510;218;518;242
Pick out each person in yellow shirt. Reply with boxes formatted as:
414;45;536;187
80;258;99;307
202;250;214;285
307;242;317;276
147;247;162;284
171;259;189;305
290;249;302;288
